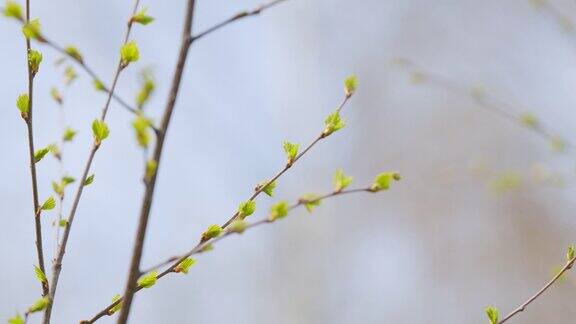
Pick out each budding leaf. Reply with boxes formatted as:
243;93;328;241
174;257;196;274
323;111;345;136
258;180;276;197
93;79;106;92
33;147;50;163
108;294;122;315
568;245;575;262
199;243;214;253
7;313;24;324
269;201;289;221
131;7;154;25
485;306;499;324
519;112;538;129
370;172;401;192
40;196;56;211
92;119;109;144
48;143;60;159
28;49;43;75
34;265;47;283
145;159;157;182
16;93;29;118
344;74;358;97
300;194;321;213
201;224;223;241
59;219;68;227
333;169;353;192
62;175;75;185
84;174;95;186
132;115;152;148
22;19;43;41
283;141;299;165
52;181;63;196
64;65;78;85
28;296;49;313
64;46;83;63
50;87;63;105
137;270;157;288
228;220;248;234
3;1;23;21
120;41;140;66
238;200;256;219
62;127;77;142
136;70;155;108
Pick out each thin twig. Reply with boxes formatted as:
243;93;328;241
22;0;48;297
43;1;143;323
191;0;289;42
393;59;575;152
82;187;374;323
115;1;196;322
498;256;576;323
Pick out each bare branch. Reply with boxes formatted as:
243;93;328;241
498;256;576;323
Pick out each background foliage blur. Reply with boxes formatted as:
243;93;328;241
2;0;576;322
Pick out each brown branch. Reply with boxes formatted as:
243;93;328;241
191;0;289;42
498;256;576;323
115;1;196;323
42;1;143;323
82;187;375;323
22;0;48;297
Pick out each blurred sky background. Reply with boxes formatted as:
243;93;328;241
2;0;576;323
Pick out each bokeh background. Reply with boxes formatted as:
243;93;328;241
2;0;576;323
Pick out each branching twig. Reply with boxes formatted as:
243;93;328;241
82;187;376;323
393;59;574;152
115;1;197;322
22;0;48;297
497;256;576;323
43;1;143;322
191;0;289;42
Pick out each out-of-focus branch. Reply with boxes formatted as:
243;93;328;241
393;58;574;153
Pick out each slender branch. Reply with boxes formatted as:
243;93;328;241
498;256;575;323
43;2;142;322
82;187;374;323
115;1;196;323
393;59;575;152
22;0;48;297
191;0;289;42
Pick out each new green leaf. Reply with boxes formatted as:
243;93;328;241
269;201;289;221
137;270;157;288
50;87;63;105
34;265;47;283
283;141;299;165
16;93;29;119
108;294;122;315
344;74;358;97
201;224;223;241
63;127;77;142
22;19;43;41
568;245;575;262
131;8;154;25
300;194;321;213
120;41;140;66
7;313;24;324
3;1;22;21
84;174;95;186
370;172;401;192
485;306;499;324
33;147;50;163
93;79;106;92
257;180;276;197
228;220;248;234
40;196;56;211
92;119;109;144
238;200;256;219
132;115;152;148
174;257;196;274
64;46;83;63
28;297;49;313
333;169;353;192
28;49;42;75
323;111;345;136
